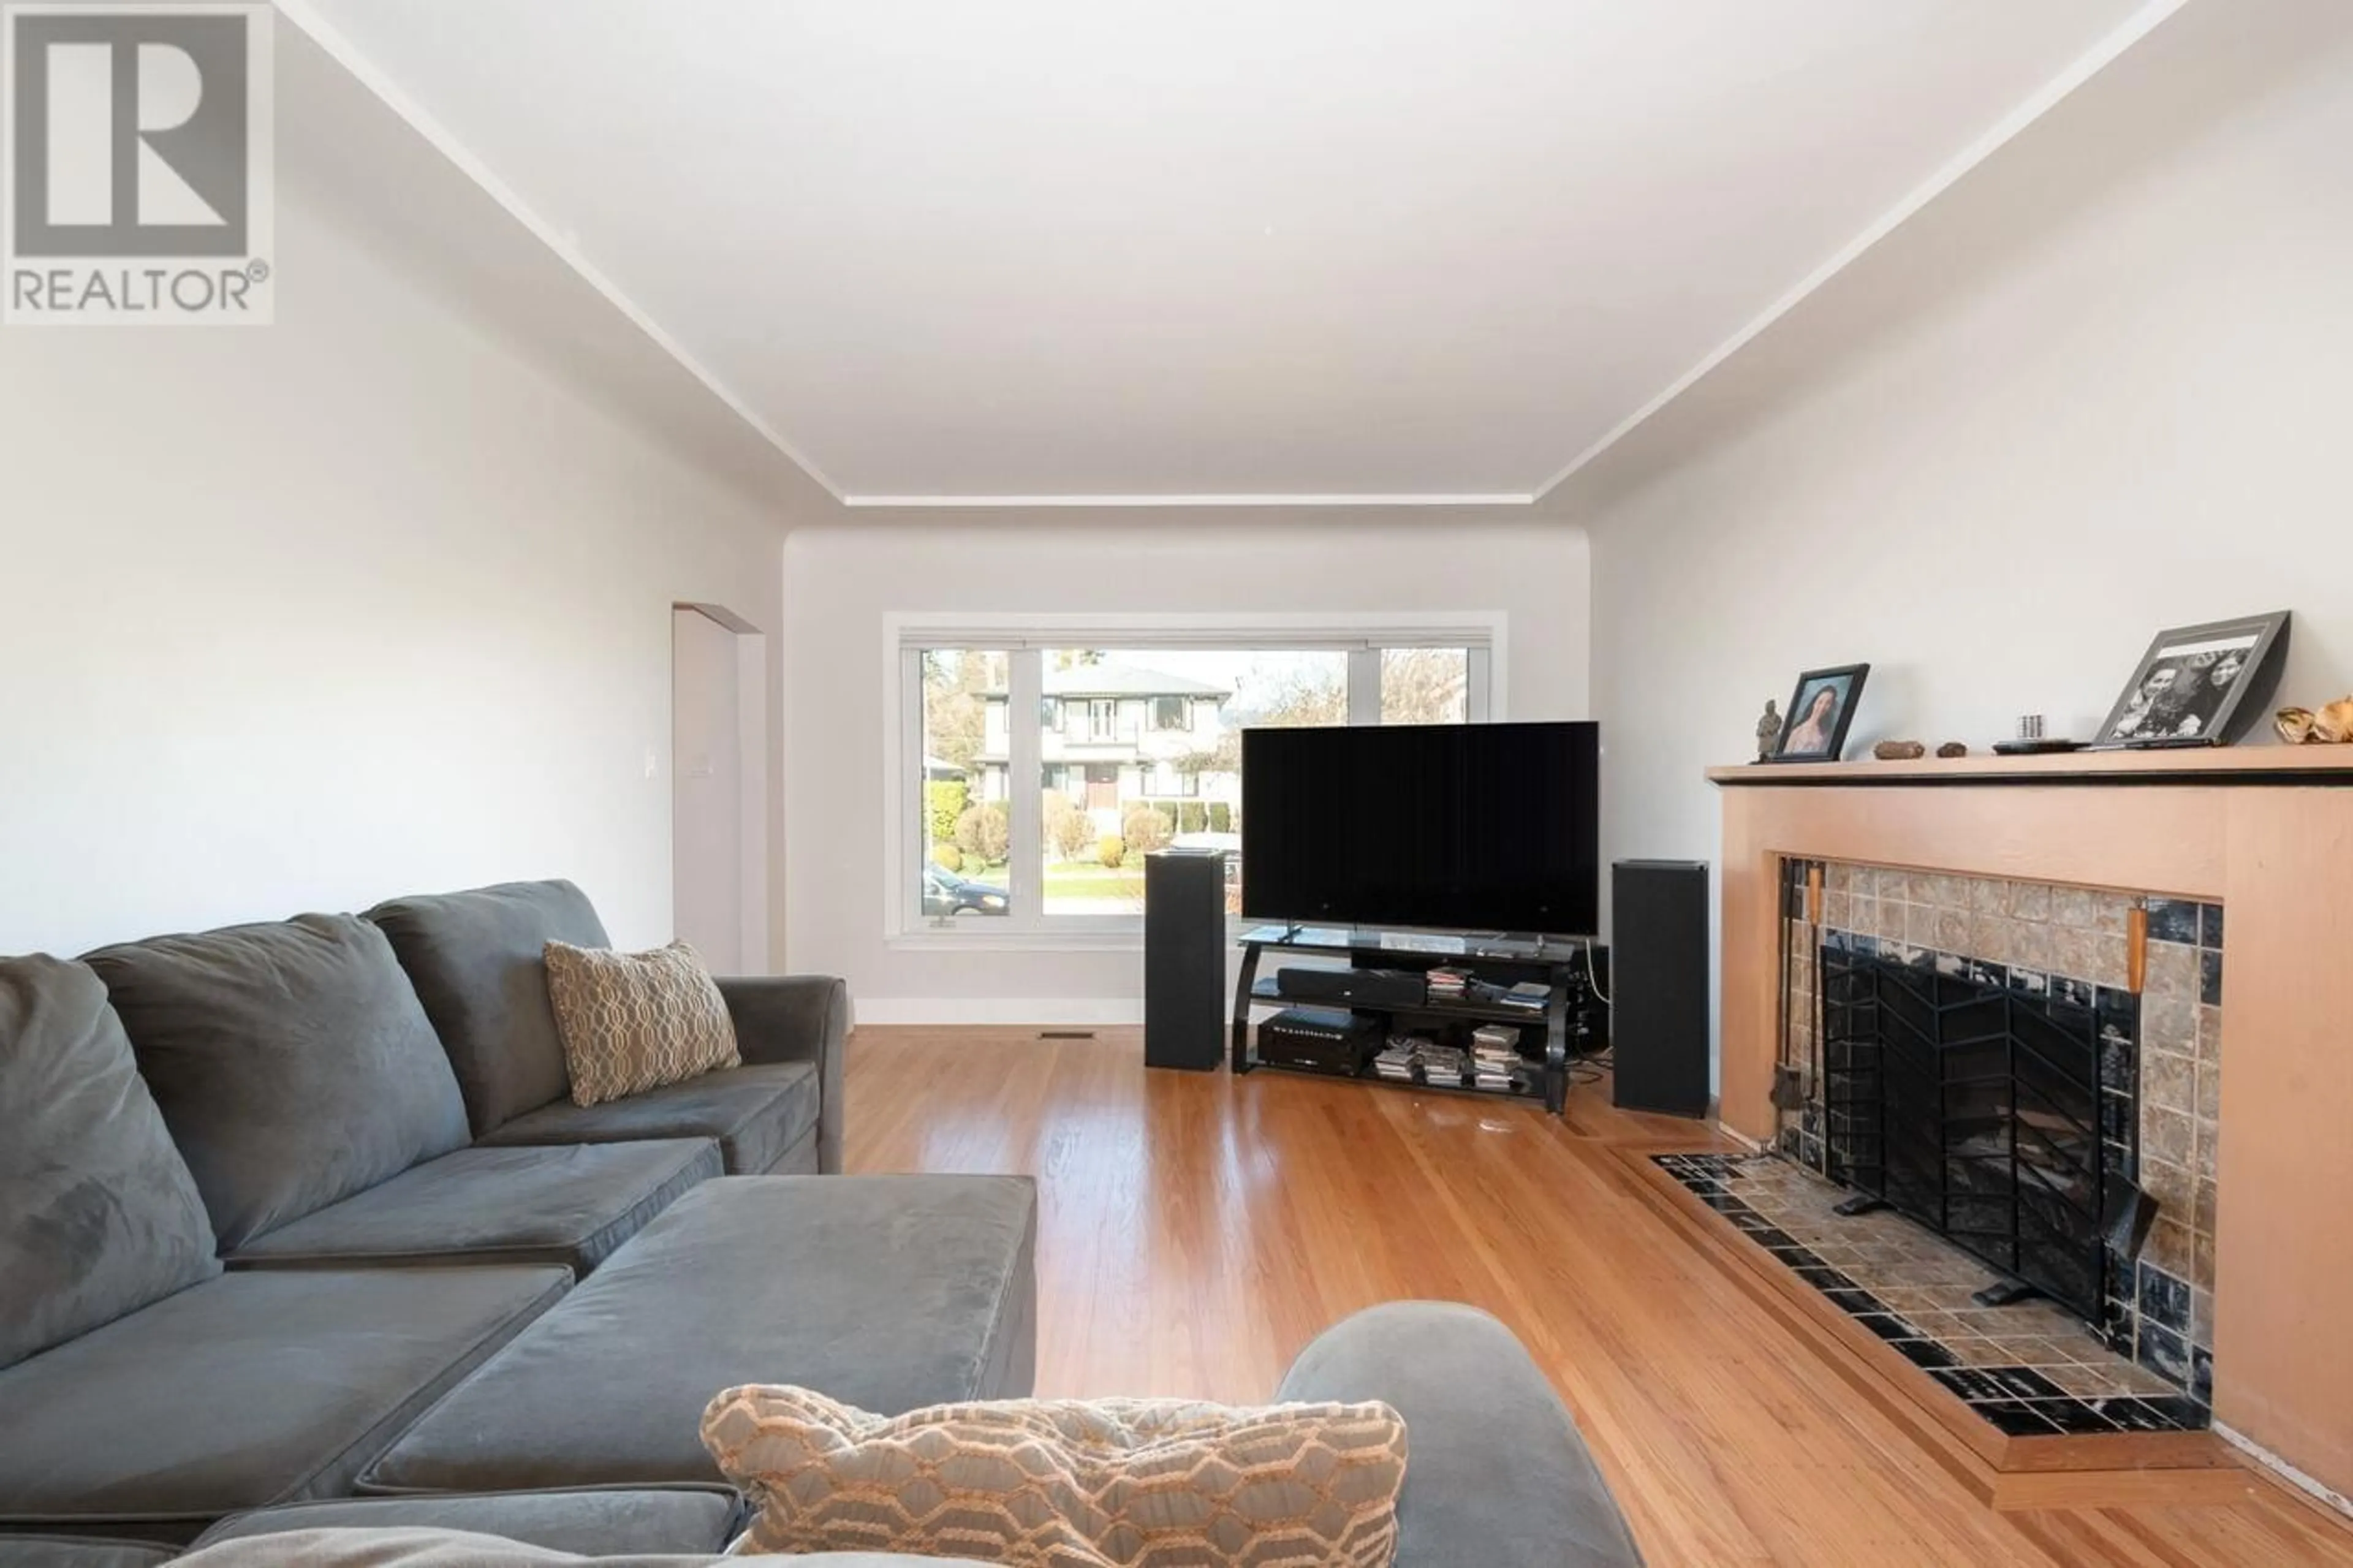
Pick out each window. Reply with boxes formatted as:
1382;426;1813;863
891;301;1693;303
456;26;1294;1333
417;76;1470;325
1381;648;1469;725
1041;647;1348;917
917;650;1010;918
897;623;1494;934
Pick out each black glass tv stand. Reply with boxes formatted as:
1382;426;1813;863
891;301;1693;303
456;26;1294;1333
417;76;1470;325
1230;925;1606;1116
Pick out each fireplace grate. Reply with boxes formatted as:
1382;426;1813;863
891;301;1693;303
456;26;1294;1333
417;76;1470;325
1823;949;2107;1321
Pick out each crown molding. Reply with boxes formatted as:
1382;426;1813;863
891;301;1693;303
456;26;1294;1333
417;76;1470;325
843;493;1534;509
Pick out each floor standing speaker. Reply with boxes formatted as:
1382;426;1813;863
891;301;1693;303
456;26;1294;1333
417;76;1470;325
1145;849;1227;1070
1611;860;1711;1117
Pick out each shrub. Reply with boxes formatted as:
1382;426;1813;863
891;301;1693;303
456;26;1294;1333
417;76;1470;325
955;802;1010;863
931;844;964;873
1044;792;1095;862
1176;801;1208;835
1122;807;1172;855
1208;801;1232;833
1097;834;1126;870
924;779;969;850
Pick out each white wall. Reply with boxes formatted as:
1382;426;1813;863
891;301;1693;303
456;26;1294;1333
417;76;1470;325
0;165;792;956
781;515;1590;1018
1562;0;2353;1069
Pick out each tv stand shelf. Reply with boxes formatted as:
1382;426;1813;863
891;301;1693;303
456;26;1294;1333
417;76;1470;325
1230;926;1605;1116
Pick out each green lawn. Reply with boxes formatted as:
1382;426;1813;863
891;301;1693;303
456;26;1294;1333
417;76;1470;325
938;859;1151;903
1043;862;1146;901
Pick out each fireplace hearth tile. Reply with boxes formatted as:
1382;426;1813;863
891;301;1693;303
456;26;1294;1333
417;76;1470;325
2092;1394;2208;1432
2146;898;2201;946
1896;1338;1961;1371
1972;1400;2067;1436
2028;1398;2132;1435
1854;1312;1922;1342
2146;939;2201;1001
1653;1153;2211;1438
2138;1263;2192;1333
2139;1320;2192;1384
2200;902;2225;950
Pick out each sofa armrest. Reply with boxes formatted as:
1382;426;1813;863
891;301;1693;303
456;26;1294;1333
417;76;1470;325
1276;1302;1644;1568
714;975;847;1173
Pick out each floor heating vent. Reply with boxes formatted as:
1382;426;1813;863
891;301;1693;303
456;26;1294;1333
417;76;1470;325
1038;1029;1097;1040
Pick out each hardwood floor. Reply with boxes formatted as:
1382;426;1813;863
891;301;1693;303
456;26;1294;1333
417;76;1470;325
846;1027;2353;1566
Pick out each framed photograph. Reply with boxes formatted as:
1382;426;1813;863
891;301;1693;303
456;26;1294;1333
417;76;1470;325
2094;612;2292;748
1772;664;1870;762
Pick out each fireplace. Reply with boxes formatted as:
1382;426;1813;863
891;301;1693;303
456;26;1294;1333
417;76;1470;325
1776;862;2216;1403
1712;753;2353;1505
1821;947;2108;1322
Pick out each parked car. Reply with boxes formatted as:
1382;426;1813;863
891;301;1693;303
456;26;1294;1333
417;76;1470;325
923;866;1009;915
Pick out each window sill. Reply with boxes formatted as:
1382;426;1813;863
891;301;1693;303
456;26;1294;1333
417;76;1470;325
886;925;1150;955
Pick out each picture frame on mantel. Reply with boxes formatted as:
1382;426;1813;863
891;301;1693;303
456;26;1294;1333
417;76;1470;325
2092;611;2292;749
1770;664;1870;762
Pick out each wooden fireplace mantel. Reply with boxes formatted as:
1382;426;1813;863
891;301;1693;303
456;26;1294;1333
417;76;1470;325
1711;745;2353;787
1712;750;2353;1501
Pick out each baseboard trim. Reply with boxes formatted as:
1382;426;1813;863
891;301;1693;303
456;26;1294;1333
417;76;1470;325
2216;1422;2353;1521
855;997;1148;1027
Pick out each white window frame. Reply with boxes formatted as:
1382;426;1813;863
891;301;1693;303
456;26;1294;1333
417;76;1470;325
884;613;1504;950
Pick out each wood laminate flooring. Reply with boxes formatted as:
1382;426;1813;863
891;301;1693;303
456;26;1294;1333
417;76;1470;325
846;1027;2353;1566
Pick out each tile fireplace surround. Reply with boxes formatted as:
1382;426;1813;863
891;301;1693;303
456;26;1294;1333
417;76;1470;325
1711;749;2353;1510
1776;863;2221;1405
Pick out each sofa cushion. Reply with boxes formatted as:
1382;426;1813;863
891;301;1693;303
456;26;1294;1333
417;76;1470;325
226;1139;722;1276
479;1062;819;1175
0;956;220;1371
172;1529;995;1567
705;1385;1408;1567
544;940;740;1109
1276;1302;1646;1568
0;1265;569;1537
191;1489;743;1556
364;1175;1039;1495
366;881;612;1137
81;915;471;1251
0;1537;176;1568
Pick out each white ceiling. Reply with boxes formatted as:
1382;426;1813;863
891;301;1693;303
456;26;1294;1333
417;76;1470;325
284;0;2167;506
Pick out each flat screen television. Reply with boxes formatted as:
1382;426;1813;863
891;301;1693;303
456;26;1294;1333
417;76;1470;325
1240;721;1600;936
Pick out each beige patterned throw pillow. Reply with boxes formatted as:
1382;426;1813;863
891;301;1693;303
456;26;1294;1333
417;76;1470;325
543;939;739;1108
702;1385;1407;1568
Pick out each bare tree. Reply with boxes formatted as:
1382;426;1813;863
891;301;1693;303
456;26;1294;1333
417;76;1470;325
1378;649;1468;724
1044;792;1095;862
921;651;1004;769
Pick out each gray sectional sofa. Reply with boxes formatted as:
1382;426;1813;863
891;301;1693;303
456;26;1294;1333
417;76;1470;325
0;880;1037;1554
1;878;1641;1567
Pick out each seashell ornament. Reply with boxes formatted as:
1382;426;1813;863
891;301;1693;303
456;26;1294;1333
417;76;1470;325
2276;699;2353;744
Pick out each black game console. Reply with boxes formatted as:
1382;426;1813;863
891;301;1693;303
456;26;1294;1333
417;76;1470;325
1276;966;1430;1009
1259;1007;1382;1075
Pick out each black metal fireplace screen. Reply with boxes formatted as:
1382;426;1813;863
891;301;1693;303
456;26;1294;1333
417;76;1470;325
1822;949;2107;1319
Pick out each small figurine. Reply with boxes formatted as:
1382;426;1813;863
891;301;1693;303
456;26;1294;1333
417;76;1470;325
1874;740;1927;761
1936;741;1969;759
1755;699;1782;762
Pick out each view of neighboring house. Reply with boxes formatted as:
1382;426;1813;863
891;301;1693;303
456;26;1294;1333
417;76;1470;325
971;662;1236;833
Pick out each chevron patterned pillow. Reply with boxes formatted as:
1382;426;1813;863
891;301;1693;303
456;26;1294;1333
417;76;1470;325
702;1385;1408;1568
543;939;740;1108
